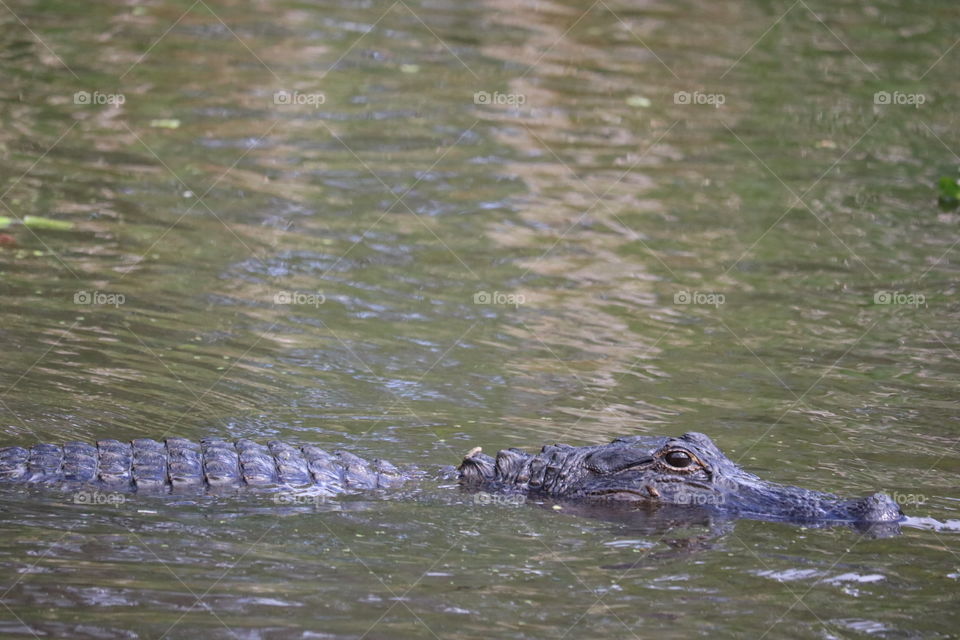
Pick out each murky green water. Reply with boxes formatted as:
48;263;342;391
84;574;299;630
1;0;958;637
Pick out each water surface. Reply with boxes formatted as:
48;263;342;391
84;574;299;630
1;0;958;637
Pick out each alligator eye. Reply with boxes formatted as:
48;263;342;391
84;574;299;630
663;450;694;469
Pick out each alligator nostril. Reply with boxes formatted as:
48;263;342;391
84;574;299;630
859;492;904;523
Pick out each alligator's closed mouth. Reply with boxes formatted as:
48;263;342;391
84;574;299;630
588;489;655;501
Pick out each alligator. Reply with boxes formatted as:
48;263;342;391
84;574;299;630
0;432;903;528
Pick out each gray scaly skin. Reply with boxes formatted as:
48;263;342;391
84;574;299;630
457;432;903;525
0;432;903;525
0;438;405;493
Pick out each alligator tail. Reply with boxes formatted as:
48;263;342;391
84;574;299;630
0;438;405;493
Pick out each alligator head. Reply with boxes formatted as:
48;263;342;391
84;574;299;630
458;432;903;525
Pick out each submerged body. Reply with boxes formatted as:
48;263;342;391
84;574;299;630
0;432;902;526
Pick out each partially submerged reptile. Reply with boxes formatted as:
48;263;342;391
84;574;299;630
0;432;903;528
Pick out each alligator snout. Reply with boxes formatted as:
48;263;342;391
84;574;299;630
836;492;904;523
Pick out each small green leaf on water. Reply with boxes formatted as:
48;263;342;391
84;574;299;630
626;95;651;108
400;64;420;74
0;217;12;229
938;175;960;210
938;176;960;199
149;119;181;129
23;215;74;231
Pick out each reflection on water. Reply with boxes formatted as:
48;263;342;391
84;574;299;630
0;0;958;637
